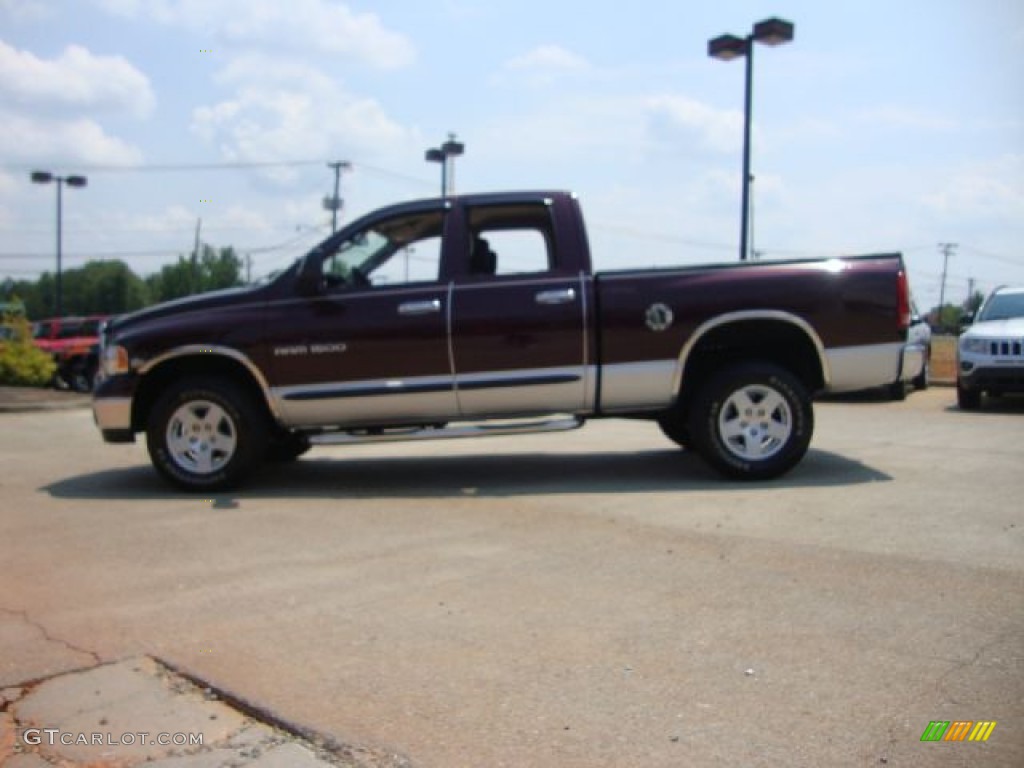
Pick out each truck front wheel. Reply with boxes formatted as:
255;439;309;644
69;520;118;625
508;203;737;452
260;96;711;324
146;377;267;492
688;363;813;481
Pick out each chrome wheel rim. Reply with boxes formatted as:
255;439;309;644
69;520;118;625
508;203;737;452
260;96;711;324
717;384;792;461
165;400;237;475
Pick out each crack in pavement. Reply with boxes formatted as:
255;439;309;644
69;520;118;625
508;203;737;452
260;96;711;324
0;606;103;668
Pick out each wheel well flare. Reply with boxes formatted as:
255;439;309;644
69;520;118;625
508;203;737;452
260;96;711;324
132;354;273;432
677;316;827;400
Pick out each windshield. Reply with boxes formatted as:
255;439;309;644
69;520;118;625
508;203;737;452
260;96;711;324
320;211;445;286
328;230;392;279
978;292;1024;322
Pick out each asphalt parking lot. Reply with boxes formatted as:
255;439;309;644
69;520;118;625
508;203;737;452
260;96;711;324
1;388;1022;767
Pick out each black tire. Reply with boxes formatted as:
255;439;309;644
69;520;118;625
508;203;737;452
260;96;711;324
956;381;981;410
888;379;907;401
146;376;268;492
70;357;96;393
266;432;312;462
657;412;689;449
912;353;929;391
687;363;813;481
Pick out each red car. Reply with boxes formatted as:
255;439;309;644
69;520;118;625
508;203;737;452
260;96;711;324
32;315;108;392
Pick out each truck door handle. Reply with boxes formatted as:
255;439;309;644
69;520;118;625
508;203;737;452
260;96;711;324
398;299;442;316
535;288;576;305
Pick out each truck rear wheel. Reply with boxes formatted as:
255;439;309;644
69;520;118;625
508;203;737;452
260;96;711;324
146;377;267;492
657;412;689;449
688;363;813;481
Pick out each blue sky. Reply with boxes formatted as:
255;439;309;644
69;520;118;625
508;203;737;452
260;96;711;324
1;0;1021;311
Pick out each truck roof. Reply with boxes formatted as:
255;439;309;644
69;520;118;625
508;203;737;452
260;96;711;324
348;190;575;220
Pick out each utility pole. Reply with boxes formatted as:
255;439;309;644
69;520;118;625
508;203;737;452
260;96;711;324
938;242;957;327
245;253;252;284
191;218;202;294
325;161;352;233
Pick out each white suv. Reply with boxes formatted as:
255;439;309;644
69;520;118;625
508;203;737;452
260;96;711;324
957;285;1024;409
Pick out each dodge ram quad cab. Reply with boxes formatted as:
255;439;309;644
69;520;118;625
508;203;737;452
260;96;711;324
92;191;919;491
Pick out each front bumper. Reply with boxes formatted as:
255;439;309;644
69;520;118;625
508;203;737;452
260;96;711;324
957;362;1024;393
92;374;138;443
93;397;134;442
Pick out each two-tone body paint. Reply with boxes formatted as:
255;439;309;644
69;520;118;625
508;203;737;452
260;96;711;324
259;273;595;426
93;190;908;439
594;255;907;408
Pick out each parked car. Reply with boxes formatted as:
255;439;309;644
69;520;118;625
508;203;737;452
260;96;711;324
92;190;918;491
32;315;107;392
957;285;1024;409
888;302;931;399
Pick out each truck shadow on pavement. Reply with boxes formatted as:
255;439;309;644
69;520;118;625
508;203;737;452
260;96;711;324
44;448;890;501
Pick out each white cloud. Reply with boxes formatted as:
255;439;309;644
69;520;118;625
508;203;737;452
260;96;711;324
0;111;144;165
0;170;16;196
94;0;415;69
0;40;154;117
501;45;590;85
922;154;1024;220
644;94;744;154
191;55;409;183
0;0;52;21
856;106;959;133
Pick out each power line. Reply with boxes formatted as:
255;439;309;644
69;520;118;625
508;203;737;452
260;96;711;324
959;244;1022;266
0;226;328;261
1;159;326;174
0;158;435;189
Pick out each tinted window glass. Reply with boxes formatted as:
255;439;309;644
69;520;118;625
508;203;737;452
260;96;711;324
467;204;555;276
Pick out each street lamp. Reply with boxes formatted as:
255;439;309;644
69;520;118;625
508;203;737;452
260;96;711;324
425;133;465;198
708;17;794;261
30;170;88;317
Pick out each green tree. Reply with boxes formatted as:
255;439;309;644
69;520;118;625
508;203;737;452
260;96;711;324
964;289;985;315
934;303;964;332
147;245;243;303
0;263;148;318
2;244;243;317
60;260;150;315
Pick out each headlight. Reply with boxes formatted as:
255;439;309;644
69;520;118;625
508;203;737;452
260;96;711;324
960;337;989;355
101;344;131;376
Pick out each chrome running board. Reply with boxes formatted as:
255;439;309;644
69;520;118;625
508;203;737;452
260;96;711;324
309;415;585;447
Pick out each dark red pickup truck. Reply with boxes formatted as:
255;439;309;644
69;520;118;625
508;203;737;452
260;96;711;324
93;190;919;491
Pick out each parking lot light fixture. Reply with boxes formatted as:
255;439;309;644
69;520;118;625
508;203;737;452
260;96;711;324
425;133;465;198
30;170;89;318
708;17;794;261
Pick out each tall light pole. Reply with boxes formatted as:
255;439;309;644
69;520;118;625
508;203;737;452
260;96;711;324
30;171;88;317
425;133;465;198
709;17;794;261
